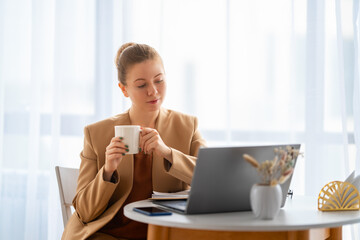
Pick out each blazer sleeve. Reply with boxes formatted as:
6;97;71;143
164;117;206;184
72;126;119;223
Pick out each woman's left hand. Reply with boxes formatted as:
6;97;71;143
140;127;172;160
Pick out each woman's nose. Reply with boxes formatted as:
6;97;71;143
147;83;158;96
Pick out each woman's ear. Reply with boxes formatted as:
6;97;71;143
118;83;129;97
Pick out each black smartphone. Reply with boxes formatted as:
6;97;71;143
133;207;172;216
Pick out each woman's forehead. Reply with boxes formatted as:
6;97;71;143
128;59;165;80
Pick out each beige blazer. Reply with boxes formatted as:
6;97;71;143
62;108;206;240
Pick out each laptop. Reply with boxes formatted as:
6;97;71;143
154;144;301;214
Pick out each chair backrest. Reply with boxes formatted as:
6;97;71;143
55;166;79;227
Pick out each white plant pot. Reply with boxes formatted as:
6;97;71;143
250;184;282;220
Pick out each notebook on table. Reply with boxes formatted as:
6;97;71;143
153;144;301;214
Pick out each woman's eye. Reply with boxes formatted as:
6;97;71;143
155;79;163;83
137;84;146;88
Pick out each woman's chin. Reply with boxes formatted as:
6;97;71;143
144;104;162;112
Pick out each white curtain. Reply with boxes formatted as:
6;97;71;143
353;0;360;184
0;0;359;239
352;0;360;237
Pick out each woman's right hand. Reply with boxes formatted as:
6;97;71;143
104;137;128;181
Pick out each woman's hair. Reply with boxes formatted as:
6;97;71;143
115;43;163;85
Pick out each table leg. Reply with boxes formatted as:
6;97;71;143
329;227;342;240
147;224;170;240
287;230;309;240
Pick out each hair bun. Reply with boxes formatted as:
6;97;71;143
115;42;136;68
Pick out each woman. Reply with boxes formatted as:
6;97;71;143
62;43;206;240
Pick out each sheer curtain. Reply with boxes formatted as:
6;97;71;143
0;0;359;239
352;0;360;238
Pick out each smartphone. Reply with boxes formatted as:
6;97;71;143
133;207;172;216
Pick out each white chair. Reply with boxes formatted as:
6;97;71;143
55;166;79;227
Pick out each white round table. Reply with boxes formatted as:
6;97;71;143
124;196;360;240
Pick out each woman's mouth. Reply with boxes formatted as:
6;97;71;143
147;99;159;104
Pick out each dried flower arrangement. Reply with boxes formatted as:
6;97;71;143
243;146;302;186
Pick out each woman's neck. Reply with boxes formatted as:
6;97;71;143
129;107;159;128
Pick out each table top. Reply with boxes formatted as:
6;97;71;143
124;196;360;231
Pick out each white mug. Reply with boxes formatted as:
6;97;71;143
114;125;141;154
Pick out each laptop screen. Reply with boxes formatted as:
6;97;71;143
184;144;301;214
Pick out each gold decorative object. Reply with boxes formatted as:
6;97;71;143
318;181;360;211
